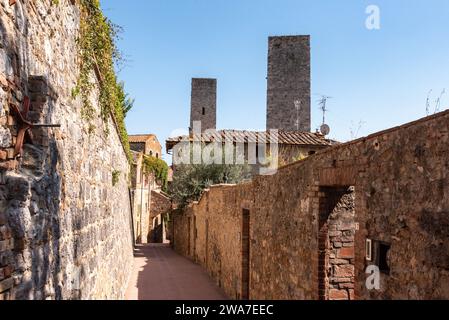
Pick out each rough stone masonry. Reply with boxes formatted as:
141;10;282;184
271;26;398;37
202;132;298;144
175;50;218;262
190;78;217;132
172;109;449;300
0;1;133;299
266;35;311;132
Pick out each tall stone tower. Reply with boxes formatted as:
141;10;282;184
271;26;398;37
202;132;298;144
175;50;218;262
190;78;217;132
266;35;311;132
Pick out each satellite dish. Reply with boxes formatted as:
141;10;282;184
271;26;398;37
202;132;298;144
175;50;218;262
320;124;330;136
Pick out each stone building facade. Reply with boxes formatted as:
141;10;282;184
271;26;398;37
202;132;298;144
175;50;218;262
190;78;217;132
172;109;449;300
0;1;133;300
266;35;311;132
129;134;162;159
129;134;171;244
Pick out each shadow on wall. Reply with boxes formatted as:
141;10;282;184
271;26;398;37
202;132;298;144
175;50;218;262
1;9;64;299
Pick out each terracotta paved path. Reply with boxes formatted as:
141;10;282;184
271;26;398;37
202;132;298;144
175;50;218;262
125;244;228;300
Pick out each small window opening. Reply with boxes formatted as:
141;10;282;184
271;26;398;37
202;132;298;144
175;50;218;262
376;241;391;274
202;107;205;115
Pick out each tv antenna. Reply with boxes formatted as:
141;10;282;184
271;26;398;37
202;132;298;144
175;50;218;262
434;89;446;114
294;100;301;131
426;90;433;116
317;94;332;135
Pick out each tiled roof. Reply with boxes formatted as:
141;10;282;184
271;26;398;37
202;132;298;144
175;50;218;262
166;130;334;151
129;134;156;143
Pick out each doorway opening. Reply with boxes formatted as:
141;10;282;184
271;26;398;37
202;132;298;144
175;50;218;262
318;186;356;300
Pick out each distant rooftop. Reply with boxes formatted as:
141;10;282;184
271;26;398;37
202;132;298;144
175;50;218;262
166;130;335;152
129;134;157;143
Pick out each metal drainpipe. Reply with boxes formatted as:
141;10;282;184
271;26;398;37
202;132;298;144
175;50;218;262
140;162;145;244
147;174;153;243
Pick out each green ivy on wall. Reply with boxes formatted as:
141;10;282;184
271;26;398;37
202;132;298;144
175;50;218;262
143;156;169;191
112;170;121;187
73;0;133;160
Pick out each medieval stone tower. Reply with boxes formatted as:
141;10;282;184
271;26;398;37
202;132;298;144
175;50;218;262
190;78;217;132
266;35;311;132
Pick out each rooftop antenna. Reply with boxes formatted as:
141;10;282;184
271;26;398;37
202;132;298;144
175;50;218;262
434;89;446;114
317;94;332;136
426;89;433;116
294;100;301;131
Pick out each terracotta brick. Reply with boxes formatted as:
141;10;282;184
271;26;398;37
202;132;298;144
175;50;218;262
334;265;354;278
340;282;355;290
0;150;7;160
329;289;349;300
338;247;354;259
349;289;355;300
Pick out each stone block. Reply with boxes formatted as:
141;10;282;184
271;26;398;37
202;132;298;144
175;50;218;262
333;242;342;248
0;213;6;225
334;265;354;278
328;231;342;237
0;277;13;293
331;277;352;283
338;247;354;259
349;289;355;300
339;282;355;289
329;289;349;300
0;239;13;251
329;258;349;265
0;225;11;240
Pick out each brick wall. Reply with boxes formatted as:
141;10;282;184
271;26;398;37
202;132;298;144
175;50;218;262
173;109;449;300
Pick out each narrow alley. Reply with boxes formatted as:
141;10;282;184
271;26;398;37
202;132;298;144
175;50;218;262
125;245;227;300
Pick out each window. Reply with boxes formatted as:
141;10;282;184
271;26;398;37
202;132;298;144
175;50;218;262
373;241;391;274
149;151;153;156
377;242;391;274
156;153;159;159
202;107;205;115
366;239;372;261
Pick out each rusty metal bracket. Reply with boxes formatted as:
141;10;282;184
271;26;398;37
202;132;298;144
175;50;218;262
10;96;61;158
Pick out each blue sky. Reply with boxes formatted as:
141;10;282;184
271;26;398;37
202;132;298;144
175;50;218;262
101;0;449;161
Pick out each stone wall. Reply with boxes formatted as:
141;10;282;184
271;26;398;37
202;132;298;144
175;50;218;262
0;0;133;300
172;109;449;300
150;190;171;218
266;35;311;132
